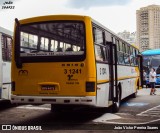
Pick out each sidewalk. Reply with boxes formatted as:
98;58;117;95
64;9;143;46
138;87;160;95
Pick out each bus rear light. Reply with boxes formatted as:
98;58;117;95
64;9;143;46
11;81;15;91
86;82;95;92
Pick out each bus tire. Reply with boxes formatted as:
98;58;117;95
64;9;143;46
132;88;138;98
132;81;139;98
112;87;121;113
132;91;137;98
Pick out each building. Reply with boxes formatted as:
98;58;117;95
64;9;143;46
136;5;160;51
117;30;136;45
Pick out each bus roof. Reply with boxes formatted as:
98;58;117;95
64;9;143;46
0;26;12;36
142;49;160;55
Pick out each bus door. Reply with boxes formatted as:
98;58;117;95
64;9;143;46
137;54;143;88
106;42;118;105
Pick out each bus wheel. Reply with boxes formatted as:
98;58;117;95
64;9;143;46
112;87;121;113
132;88;138;98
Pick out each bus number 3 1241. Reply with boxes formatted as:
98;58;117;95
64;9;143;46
64;69;82;74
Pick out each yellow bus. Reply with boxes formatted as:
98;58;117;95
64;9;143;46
11;15;142;112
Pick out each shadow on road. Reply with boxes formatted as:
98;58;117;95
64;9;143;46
0;100;15;111
9;106;113;130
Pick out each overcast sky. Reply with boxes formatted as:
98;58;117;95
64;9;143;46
0;0;160;33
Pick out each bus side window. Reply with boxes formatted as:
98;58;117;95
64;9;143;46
103;46;109;63
112;37;116;45
50;40;58;52
94;28;104;45
132;48;137;66
116;39;120;51
93;27;96;43
93;26;106;62
123;44;130;65
66;47;73;51
95;45;105;62
40;37;49;51
122;43;126;53
1;35;12;61
135;49;139;66
130;47;134;66
7;37;12;61
118;51;124;64
117;41;124;65
119;41;123;52
102;32;106;45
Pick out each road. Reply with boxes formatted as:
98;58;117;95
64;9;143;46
0;88;160;132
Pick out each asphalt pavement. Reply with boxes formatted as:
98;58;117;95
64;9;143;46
0;88;160;132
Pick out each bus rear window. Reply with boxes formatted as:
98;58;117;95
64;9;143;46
19;21;85;57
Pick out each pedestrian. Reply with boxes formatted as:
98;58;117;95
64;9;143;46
149;68;156;95
143;70;147;88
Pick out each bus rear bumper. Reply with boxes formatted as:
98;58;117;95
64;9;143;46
11;95;96;106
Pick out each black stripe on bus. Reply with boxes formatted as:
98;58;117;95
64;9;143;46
3;82;11;85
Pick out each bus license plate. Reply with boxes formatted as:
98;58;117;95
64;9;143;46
41;85;56;91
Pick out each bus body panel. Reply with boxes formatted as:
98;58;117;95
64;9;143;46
0;27;12;100
96;83;110;107
2;62;11;99
11;15;141;109
12;62;90;96
116;65;138;102
11;95;97;105
96;63;110;107
95;64;139;107
11;15;97;104
117;65;139;99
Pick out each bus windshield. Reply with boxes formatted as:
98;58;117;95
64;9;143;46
19;21;85;58
143;55;160;74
